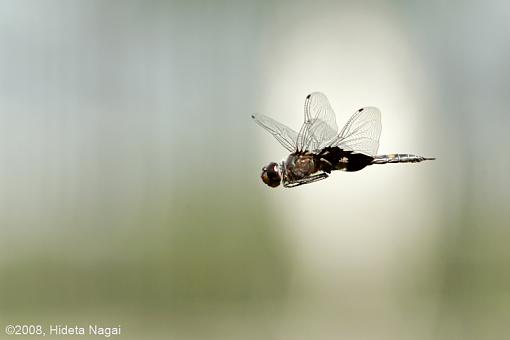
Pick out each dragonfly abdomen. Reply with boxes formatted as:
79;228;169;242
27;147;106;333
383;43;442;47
372;154;435;164
317;147;374;172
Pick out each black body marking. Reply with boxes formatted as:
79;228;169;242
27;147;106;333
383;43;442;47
316;147;373;172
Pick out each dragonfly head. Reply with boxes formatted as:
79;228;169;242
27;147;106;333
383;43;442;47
261;162;281;188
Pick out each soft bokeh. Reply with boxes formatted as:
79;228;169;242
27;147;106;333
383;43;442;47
1;1;509;339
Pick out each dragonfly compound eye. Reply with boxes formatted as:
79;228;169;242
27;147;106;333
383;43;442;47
261;162;281;187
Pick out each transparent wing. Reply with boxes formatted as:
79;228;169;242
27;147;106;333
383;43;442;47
329;107;382;156
297;92;338;152
251;113;298;152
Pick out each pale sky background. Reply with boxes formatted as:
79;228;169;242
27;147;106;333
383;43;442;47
0;1;509;339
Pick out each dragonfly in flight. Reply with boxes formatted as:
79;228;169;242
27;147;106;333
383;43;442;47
252;92;435;188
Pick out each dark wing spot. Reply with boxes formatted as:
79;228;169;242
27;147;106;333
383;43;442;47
306;94;311;99
358;108;364;112
251;114;255;119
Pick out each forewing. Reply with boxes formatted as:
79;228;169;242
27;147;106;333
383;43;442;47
297;92;338;151
251;113;298;152
329;107;381;156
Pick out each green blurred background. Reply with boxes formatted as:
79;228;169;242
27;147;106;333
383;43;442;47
1;1;509;339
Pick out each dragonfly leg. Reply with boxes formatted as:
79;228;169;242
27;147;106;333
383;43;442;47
283;173;329;188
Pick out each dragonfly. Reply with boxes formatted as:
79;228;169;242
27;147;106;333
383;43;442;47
252;92;435;188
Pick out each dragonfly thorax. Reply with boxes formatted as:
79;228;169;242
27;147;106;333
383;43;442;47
285;152;318;180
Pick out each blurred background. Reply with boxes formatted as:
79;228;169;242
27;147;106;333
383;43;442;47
0;0;509;339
